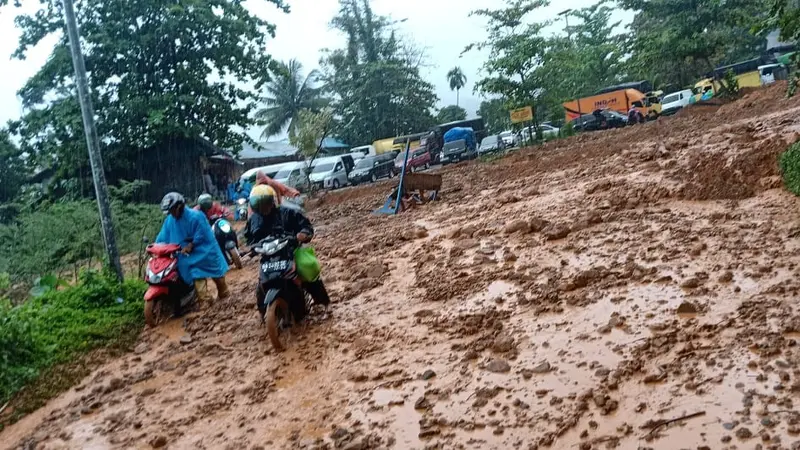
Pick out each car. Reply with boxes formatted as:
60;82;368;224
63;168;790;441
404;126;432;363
394;148;432;172
347;153;397;185
660;89;694;116
499;131;515;147
479;135;505;155
571;110;627;132
514;124;561;146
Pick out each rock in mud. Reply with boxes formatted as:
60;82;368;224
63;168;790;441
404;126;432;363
134;343;149;355
330;427;350;441
719;271;734;283
421;369;436;380
542;223;571;241
505;219;529;234
735;427;753;440
680;278;701;289
414;396;432;410
149;435;168;448
486;359;511;373
677;302;699;315
179;334;193;345
491;335;515;353
531;361;551;374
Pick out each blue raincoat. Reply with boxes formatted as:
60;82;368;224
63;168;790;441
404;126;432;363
156;207;228;283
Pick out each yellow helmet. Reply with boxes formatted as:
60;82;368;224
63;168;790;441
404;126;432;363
249;184;276;208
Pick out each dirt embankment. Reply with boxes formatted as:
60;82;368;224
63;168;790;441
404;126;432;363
5;83;800;450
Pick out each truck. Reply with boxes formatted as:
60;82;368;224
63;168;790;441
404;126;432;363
439;127;477;165
563;82;662;123
424;118;486;164
692;56;785;102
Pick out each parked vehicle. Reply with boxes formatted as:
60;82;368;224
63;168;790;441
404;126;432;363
273;162;309;192
479;135;505;155
349;145;376;161
392;132;429;153
563;82;661;123
240;162;294;185
211;217;243;269
395;147;432;172
571;109;627;132
440;127;477;164
660;89;694;116
372;137;397;155
348;153;396;185
499;131;515;147
143;243;196;327
759;64;788;85
309;155;354;190
252;234;315;352
514;124;560;146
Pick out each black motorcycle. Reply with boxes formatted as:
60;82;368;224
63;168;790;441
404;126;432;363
211;217;243;269
252;234;313;352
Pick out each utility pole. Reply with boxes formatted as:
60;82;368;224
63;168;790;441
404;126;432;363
558;9;573;40
62;0;124;282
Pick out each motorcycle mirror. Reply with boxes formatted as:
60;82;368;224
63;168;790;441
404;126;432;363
142;236;150;243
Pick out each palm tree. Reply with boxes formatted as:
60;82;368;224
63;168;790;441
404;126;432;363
254;59;327;139
447;67;467;107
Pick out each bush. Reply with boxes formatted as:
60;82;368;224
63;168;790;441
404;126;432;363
780;142;800;196
0;271;144;407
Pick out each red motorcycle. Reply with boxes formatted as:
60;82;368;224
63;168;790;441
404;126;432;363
143;243;196;327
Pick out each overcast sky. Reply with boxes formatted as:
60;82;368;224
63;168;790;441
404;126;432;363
0;0;634;142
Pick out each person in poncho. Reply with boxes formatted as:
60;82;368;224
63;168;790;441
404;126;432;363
156;192;230;303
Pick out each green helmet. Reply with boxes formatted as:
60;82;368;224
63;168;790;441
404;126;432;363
197;193;213;211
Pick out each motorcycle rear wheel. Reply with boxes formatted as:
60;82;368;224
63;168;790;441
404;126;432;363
266;297;291;352
229;248;243;270
144;299;161;328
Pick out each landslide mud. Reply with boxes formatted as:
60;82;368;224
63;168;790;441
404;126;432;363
6;82;800;449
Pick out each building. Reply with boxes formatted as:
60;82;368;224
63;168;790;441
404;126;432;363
238;140;301;171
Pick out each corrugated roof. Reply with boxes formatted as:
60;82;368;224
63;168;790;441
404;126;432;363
238;140;299;160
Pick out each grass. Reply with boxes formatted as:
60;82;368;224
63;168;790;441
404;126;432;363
780;141;800;196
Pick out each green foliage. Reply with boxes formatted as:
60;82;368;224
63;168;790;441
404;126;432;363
0;129;26;204
3;0;288;194
436;105;468;123
780;141;800;196
107;179;151;203
0;272;145;406
621;0;765;90
290;109;334;158
321;0;438;145
0;201;162;286
719;69;741;98
477;99;512;135
255;59;328;139
29;274;69;298
763;0;800;97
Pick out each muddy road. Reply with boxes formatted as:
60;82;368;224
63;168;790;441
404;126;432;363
6;84;800;449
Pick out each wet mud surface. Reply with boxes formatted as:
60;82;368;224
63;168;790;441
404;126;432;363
6;82;800;449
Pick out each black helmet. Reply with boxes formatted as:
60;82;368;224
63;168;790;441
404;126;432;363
160;192;185;214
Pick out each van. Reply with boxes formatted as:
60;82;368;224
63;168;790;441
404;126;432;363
660;89;694;116
308;155;354;190
350;145;376;161
240;162;294;184
759;64;788;85
273;162;309;192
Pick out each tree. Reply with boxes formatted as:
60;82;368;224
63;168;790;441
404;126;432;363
3;0;287;195
255;59;327;139
477;99;512;135
621;0;766;90
467;0;550;134
321;0;438;146
447;67;467;107
289;109;334;158
763;0;800;96
436;105;467;123
0;130;25;204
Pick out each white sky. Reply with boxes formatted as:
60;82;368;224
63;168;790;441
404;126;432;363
0;0;633;142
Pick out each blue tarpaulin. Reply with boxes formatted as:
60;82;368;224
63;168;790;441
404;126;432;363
443;127;476;150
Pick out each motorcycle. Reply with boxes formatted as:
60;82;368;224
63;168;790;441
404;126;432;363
211;217;243;270
143;243;196;327
252;234;313;352
236;197;248;221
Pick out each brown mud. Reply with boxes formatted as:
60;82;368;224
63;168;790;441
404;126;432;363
5;82;800;449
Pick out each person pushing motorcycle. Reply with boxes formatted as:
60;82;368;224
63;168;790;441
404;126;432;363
194;193;233;223
157;192;230;304
245;185;330;311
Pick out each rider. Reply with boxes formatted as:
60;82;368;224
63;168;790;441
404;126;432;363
628;106;645;124
194;193;233;223
156;192;230;304
245;185;330;314
254;170;300;206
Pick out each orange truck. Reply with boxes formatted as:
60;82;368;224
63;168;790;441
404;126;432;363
562;87;661;123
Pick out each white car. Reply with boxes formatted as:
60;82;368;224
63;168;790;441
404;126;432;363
515;124;560;146
499;131;515;147
661;89;693;116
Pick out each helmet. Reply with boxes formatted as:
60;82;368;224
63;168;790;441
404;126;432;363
249;184;276;209
197;193;213;211
160;192;185;214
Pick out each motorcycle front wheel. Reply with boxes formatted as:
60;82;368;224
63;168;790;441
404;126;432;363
266;297;291;352
229;248;243;270
144;299;161;328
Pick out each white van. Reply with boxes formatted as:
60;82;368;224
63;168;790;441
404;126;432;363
349;145;376;161
240;162;293;184
660;89;694;116
309;155;353;190
273;161;310;192
759;64;786;86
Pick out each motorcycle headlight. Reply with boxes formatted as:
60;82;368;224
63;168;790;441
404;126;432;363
218;220;232;234
237;198;247;205
146;268;163;284
259;239;288;256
